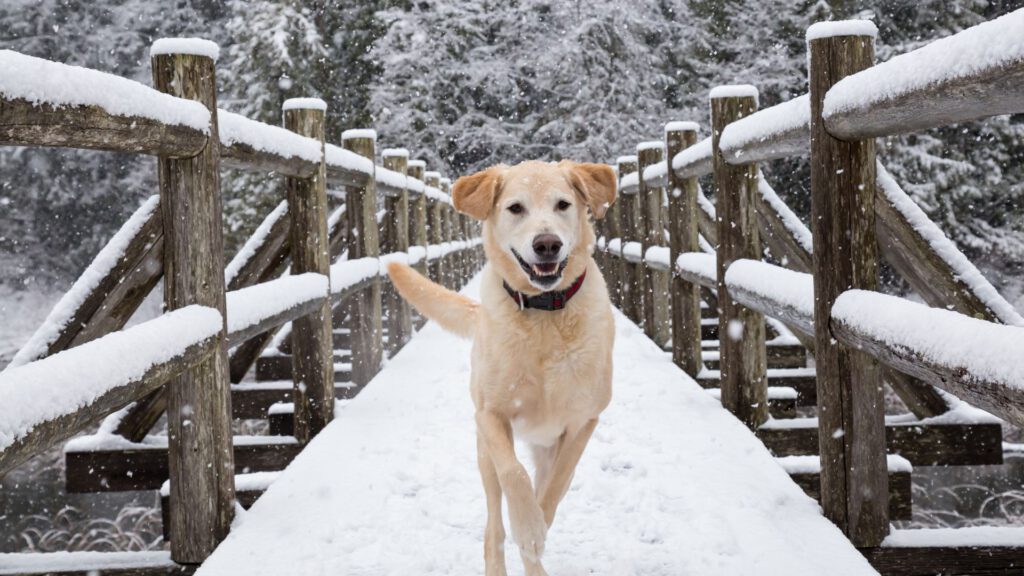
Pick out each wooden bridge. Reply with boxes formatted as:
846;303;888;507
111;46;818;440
2;11;1024;576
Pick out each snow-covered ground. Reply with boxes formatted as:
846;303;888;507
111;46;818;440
197;275;876;576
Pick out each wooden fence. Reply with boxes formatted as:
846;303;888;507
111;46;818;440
0;39;482;571
597;12;1024;575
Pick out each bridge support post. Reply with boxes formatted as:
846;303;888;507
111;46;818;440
710;86;768;429
637;142;672;346
408;160;429;304
604;175;623;308
808;22;888;547
342;130;383;387
151;41;235;563
382;149;412;353
283;100;334;443
424;171;444;284
616;155;642;326
665;123;703;377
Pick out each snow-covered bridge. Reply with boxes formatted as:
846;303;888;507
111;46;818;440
3;9;1024;576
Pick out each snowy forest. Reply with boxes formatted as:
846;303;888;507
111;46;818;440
1;0;1022;306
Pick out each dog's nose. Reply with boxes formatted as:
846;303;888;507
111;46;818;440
532;234;563;260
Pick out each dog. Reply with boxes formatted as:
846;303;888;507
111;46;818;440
386;160;617;575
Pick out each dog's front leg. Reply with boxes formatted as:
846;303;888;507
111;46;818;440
477;430;508;576
476;410;548;576
538;418;599;528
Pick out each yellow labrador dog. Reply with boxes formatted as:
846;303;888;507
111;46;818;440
387;160;617;575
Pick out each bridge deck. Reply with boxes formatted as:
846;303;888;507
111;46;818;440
197;277;876;575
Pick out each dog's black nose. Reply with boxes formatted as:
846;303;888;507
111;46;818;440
532;234;563;260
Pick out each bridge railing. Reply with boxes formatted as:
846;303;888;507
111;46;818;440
595;8;1024;561
0;38;483;567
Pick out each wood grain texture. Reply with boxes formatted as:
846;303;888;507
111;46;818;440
604;190;624;308
426;173;445;284
382;152;412;353
151;50;234;563
790;468;911;521
862;544;1024;576
809;31;887;547
616;158;642;325
666;126;703;376
408;164;429;280
637;144;671;345
711;92;768;430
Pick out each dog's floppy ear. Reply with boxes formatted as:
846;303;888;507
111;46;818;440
562;161;617;219
453;165;506;221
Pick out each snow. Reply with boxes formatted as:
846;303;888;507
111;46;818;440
281;97;327;112
195;276;875;576
725;259;814;318
606;238;622;254
758;173;814;255
7;195;161;369
225;273;329;334
375;165;408;190
883;527;1024;548
0;551;175;574
224;200;288;286
643;161;668;185
341;128;377;141
805;20;878;42
218;110;321;163
708;84;759;103
831;290;1024;390
324;143;375;175
665;121;700;133
150;38;220;61
645;245;670;268
876;163;1024;326
776;454;911;475
676;252;717;283
615;155;637;165
636;140;663;152
706;386;798;401
719;94;809;159
0;306;222;453
672;137;713;172
824;10;1023;118
161;471;279;497
330;257;382;294
697;188;717;220
619;171;639;191
381;148;409;158
424;170;442;180
621;241;643;261
407;175;426;194
0;50;210;132
408;159;427;169
424;186;452;204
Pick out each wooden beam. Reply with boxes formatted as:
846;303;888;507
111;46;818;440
0;551;195;576
862;544;1024;576
790;468;912;521
637;142;671;344
220;140;317;179
616;156;643;326
666;123;703;376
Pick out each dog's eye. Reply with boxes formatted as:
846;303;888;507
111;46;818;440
507;203;524;215
556;200;572;211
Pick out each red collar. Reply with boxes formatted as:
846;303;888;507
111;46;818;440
504;270;586;311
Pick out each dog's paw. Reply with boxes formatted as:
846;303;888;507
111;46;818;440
509;499;548;561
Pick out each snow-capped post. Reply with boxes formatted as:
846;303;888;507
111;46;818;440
637;141;671;345
342;129;383;387
440;177;459;286
710;85;768;430
282;98;334;443
381;148;412;353
604;168;624;308
425;171;445;284
408;160;429;282
665;122;703;377
149;38;234;564
616;155;642;326
807;20;888;547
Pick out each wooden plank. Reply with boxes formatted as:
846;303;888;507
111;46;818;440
862;545;1024;576
605;192;624;308
232;382;358;420
151;47;234;563
757;421;1003;466
0;96;207;157
220;140;316;179
0;551;194;576
666;124;703;376
790;469;911;521
808;26;887;546
65;439;302;493
711;87;768;429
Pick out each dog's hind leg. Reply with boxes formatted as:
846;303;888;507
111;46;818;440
477;431;508;576
538;418;599;528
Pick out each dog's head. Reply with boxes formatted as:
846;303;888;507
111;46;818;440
453;160;616;293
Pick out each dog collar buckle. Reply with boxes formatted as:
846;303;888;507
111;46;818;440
504;271;586;311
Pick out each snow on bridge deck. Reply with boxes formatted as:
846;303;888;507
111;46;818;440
198;277;877;575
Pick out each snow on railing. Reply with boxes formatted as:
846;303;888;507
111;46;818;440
720;94;809;163
218;109;322;164
225;273;329;338
757;173;813;256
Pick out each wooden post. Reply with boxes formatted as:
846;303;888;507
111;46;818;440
605;173;623;308
710;85;768;429
637;141;671;346
150;40;234;563
666;122;703;376
425;171;444;283
382;148;412;353
342;129;383;387
283;98;333;442
408;160;428;280
808;21;888;546
616;156;641;325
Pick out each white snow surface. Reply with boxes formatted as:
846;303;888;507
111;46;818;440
672;137;713;172
407;159;427;169
150;38;220;61
341;128;377;141
676;252;717;283
824;10;1023;118
0;306;221;452
375;166;408;190
776;454;911;475
805;20;878;42
424;170;442;179
0;50;210;132
636;140;663;152
224;200;288;286
832;290;1024;390
330;257;382;294
8;195;160;369
218;110;321;163
725;259;814;318
381;148;409;158
876;163;1024;326
665;121;699;133
884;527;1024;548
709;84;759;102
0;551;175;574
282;97;327;111
758;173;814;255
642;161;668;185
615;155;637;165
324;143;374;175
619;171;639;191
225;273;328;334
196;276;876;576
719;94;809;158
645;245;670;268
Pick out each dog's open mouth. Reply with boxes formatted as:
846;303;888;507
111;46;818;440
511;249;567;288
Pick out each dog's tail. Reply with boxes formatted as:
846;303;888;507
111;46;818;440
386;262;479;340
